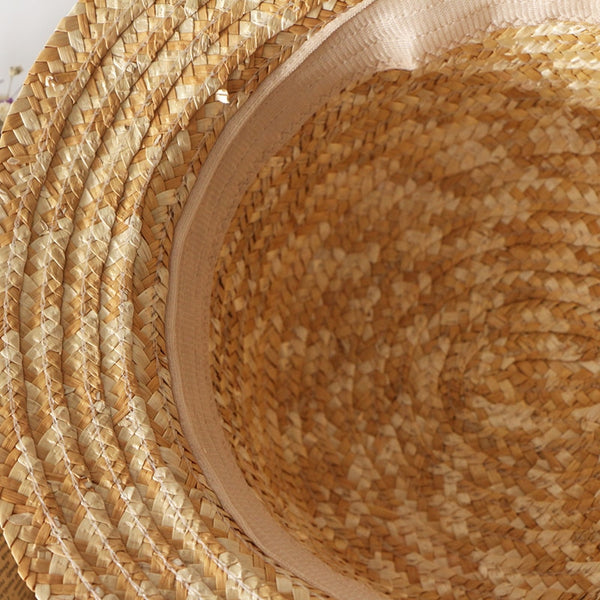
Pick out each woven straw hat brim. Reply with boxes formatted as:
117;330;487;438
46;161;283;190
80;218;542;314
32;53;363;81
4;1;600;599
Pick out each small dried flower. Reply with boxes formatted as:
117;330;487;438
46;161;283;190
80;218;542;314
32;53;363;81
0;67;21;131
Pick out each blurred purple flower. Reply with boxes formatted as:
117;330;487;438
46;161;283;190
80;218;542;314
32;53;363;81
0;66;23;131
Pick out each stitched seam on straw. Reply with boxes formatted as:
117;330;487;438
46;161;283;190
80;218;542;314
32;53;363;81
43;20;242;582
106;6;330;597
76;164;211;599
60;0;257;555
44;0;241;278
0;15;159;587
39;0;189;229
14;0;154;224
2;244;104;600
38;230;154;598
22;3;206;590
0;3;204;594
46;10;281;594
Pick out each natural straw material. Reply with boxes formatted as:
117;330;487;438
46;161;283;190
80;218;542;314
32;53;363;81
170;16;600;598
0;536;35;600
211;58;600;597
4;1;600;600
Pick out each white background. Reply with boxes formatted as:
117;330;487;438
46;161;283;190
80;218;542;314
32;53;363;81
0;0;77;97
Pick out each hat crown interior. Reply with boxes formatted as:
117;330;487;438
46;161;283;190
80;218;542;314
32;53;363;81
169;2;600;597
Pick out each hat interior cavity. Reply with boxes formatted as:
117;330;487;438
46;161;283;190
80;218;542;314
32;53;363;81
168;1;600;598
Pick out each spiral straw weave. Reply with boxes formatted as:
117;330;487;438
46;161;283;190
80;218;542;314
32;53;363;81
210;53;600;597
5;1;600;599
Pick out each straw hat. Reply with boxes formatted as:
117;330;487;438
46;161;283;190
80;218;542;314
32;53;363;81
5;0;600;598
